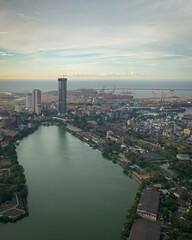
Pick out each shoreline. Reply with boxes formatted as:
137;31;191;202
1;123;140;240
0;125;39;222
53;123;142;239
1;122;140;239
60;123;142;184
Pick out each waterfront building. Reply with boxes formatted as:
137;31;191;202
32;89;41;114
26;93;32;108
58;78;67;114
129;219;160;240
91;135;106;145
137;189;160;221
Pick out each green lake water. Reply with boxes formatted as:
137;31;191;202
0;126;139;240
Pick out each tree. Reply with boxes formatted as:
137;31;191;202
181;190;190;200
162;207;169;221
0;188;12;203
10;164;24;174
170;230;178;239
163;196;178;212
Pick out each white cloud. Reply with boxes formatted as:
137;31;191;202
16;12;43;21
0;51;13;56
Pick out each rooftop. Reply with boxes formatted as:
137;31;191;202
137;189;160;216
144;153;166;161
129;219;160;240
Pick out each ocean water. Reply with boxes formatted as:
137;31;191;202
0;79;192;98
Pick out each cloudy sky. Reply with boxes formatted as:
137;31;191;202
0;0;192;80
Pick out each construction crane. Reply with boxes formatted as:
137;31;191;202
111;86;116;95
99;86;105;95
152;89;157;99
161;89;166;101
169;89;174;98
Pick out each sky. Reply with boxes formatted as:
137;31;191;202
0;0;192;81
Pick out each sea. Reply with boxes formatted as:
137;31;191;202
0;79;192;99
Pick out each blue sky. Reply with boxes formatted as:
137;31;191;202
0;0;192;80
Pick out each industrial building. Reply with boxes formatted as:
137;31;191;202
58;78;67;114
129;219;160;240
137;189;160;221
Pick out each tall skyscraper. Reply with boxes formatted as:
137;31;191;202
58;78;67;114
32;89;41;114
26;93;32;108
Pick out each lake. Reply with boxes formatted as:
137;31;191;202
0;126;139;240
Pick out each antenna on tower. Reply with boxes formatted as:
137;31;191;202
112;85;116;95
62;74;67;78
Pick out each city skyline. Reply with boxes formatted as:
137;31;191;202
0;0;192;81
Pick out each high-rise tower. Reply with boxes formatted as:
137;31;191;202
58;78;67;114
32;89;41;114
26;93;32;108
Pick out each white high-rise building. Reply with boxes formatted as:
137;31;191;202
35;104;42;115
26;93;32;109
32;89;41;114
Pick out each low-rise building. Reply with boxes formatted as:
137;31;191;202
66;124;82;132
2;118;13;129
106;130;123;144
183;128;191;135
15;103;24;112
137;189;160;221
129;219;160;240
144;152;167;162
91;135;106;145
77;132;91;137
176;154;190;161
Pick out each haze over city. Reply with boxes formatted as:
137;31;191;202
0;0;192;80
